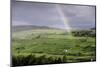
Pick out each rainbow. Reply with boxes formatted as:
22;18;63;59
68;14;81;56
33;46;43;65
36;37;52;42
55;4;71;33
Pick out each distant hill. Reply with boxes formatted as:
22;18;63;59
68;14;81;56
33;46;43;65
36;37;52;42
12;25;58;32
91;27;96;30
12;25;96;32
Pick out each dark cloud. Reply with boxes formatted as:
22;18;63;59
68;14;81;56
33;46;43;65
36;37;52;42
12;1;96;29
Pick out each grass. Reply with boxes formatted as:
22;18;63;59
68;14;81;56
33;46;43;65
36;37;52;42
12;29;96;66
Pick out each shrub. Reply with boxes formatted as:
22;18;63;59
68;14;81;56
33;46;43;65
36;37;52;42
12;54;68;66
71;30;95;37
83;45;96;52
62;55;67;63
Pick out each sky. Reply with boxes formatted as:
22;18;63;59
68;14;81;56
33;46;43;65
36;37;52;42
12;1;96;29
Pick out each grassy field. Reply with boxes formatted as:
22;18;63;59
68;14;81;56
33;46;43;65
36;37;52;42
12;29;96;66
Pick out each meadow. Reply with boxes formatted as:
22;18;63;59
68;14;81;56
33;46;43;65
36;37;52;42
12;28;96;66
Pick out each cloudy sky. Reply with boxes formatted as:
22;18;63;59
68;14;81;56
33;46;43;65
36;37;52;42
12;1;96;29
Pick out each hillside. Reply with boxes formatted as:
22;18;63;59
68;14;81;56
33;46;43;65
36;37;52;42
12;25;53;32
